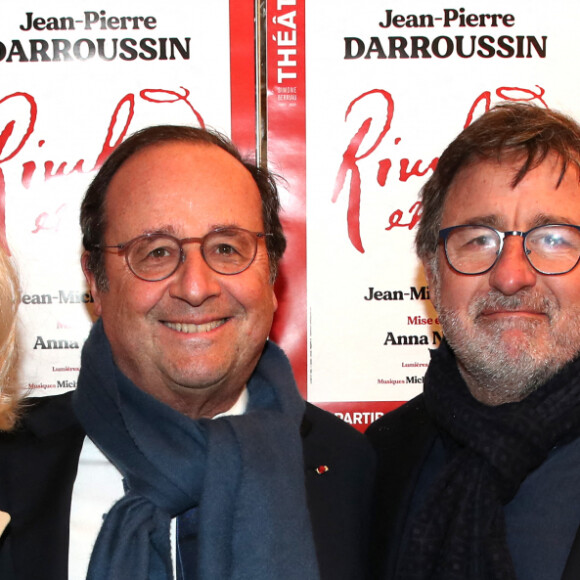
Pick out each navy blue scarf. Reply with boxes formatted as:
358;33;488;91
73;320;320;580
397;341;580;580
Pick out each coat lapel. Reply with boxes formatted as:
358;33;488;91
366;395;437;579
301;403;376;579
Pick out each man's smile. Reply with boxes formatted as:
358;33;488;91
163;319;228;334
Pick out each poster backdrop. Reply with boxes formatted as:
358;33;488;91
296;0;580;429
0;1;255;395
1;1;580;433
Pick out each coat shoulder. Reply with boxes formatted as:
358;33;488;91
9;391;81;439
365;395;435;580
303;402;375;462
366;394;429;449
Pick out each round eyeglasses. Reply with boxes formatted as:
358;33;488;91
438;224;580;275
97;227;272;281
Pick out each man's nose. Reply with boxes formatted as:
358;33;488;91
488;235;537;295
168;248;221;305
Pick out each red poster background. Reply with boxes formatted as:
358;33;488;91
265;0;308;398
230;0;257;158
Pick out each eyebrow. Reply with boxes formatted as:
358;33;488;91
139;225;179;236
207;223;243;231
461;215;504;229
460;213;577;230
138;223;242;237
529;213;577;227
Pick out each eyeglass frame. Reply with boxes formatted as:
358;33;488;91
94;226;272;281
438;223;580;276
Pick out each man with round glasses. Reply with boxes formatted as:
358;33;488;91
0;126;374;580
368;103;580;580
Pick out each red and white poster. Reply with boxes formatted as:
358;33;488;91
273;0;580;430
2;1;580;434
0;1;255;395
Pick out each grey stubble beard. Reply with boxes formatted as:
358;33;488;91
429;267;580;405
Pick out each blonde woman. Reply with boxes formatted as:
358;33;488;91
0;246;20;431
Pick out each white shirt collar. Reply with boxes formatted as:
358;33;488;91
213;387;249;419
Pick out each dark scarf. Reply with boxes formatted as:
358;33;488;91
72;319;320;580
397;341;580;580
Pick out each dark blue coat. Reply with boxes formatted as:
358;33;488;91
0;392;375;580
366;395;580;580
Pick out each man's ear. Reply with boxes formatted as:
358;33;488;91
81;251;102;317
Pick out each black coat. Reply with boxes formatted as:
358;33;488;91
366;395;580;580
0;392;375;580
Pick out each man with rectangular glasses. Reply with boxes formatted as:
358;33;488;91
0;126;374;580
368;102;580;580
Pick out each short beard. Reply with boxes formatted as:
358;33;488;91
429;259;580;405
439;298;566;405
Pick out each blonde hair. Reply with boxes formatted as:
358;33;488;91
0;247;20;430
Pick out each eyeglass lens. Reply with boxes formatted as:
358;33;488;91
127;229;259;280
444;225;580;275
